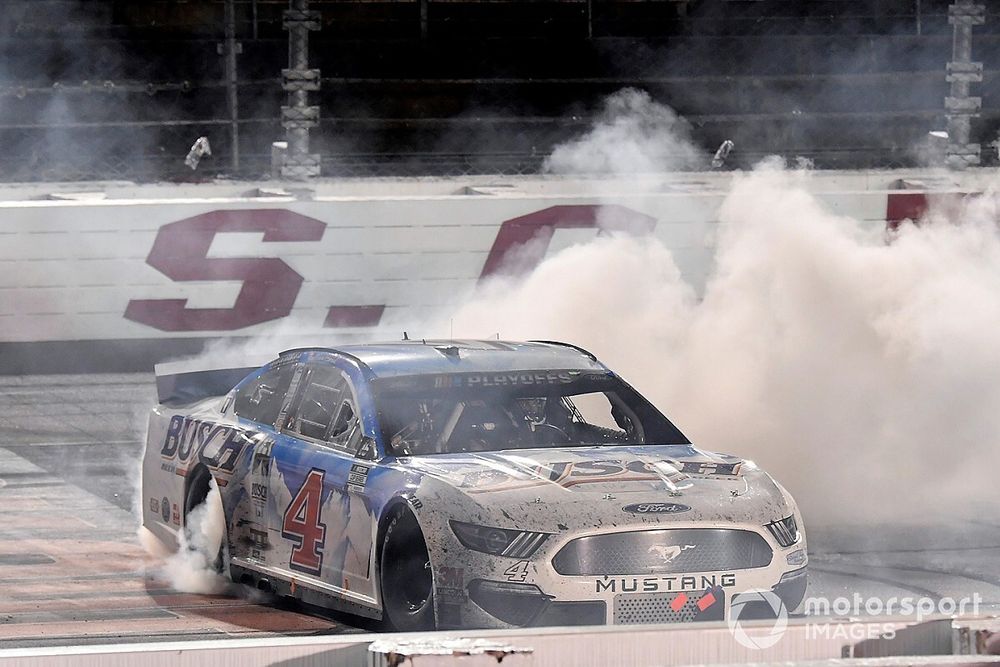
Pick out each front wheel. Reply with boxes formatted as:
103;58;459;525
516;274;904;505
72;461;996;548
379;507;435;631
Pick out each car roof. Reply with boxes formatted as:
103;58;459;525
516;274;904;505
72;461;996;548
282;339;609;378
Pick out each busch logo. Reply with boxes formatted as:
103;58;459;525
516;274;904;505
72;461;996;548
160;415;246;472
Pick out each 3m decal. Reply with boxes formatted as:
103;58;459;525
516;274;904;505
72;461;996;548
503;561;529;583
281;468;327;576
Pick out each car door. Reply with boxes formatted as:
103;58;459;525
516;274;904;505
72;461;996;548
223;361;297;566
270;362;378;604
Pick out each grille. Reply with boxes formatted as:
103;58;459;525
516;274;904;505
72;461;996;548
765;515;799;547
552;529;772;576
614;589;724;624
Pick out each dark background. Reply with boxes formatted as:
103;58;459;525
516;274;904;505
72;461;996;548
1;0;998;181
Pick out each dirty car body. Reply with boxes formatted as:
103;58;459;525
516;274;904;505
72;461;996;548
141;340;807;629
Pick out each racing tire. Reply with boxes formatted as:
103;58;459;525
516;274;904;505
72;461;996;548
379;507;435;631
183;467;224;573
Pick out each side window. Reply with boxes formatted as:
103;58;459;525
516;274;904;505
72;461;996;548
286;365;363;453
232;363;296;427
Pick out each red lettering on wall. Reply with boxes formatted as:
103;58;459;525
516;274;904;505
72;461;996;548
478;204;657;281
125;210;326;331
885;192;980;231
886;193;930;231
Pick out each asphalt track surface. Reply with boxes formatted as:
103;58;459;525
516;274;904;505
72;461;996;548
1;374;998;649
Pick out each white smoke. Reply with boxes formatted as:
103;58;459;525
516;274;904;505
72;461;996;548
158;478;230;594
450;163;1000;524
544;89;704;175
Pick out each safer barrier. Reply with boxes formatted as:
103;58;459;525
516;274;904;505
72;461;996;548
0;170;991;372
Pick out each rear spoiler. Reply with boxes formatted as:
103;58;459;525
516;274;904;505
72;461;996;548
154;355;271;405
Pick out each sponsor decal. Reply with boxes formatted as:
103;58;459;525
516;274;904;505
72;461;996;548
624;502;691;514
251;482;268;501
149;497;160;514
251;452;271;477
249;528;271;561
160;415;248;473
438;603;463;627
407;496;423;510
347;464;370;493
437;566;467;604
161;497;170;522
439;566;464;588
662;586;726;622
595;573;736;594
460;457;739;494
171;503;181;526
466;371;576;388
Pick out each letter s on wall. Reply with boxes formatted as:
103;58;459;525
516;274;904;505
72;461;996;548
125;209;326;331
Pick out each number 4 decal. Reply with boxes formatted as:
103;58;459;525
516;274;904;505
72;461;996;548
281;468;327;575
503;560;529;583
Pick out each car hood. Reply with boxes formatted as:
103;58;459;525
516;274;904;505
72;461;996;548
399;444;794;530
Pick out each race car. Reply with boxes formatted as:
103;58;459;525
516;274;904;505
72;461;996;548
141;339;807;630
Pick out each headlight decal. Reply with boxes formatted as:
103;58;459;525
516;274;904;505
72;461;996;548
450;520;550;557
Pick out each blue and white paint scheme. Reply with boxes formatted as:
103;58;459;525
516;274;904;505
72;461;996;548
142;340;807;630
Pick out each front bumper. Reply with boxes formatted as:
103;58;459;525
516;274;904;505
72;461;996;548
431;524;808;629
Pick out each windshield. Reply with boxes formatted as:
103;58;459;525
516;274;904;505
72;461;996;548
373;370;688;456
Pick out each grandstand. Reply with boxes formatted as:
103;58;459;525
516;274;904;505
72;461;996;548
0;0;997;181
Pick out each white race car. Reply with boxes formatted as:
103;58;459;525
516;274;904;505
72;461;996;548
141;340;807;630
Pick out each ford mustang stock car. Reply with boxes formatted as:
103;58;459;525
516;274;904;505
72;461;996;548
141;339;807;630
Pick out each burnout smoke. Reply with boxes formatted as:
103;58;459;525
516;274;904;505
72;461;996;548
156;478;230;594
544;89;704;175
450;165;1000;524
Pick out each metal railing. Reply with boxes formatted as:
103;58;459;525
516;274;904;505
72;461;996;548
0;0;996;182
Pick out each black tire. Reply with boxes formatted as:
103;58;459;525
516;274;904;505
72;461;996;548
379;507;435;631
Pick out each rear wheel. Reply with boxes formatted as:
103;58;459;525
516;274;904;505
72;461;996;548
379;507;435;631
183;467;224;572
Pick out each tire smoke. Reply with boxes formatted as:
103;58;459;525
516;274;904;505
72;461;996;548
449;165;1000;524
152;478;230;594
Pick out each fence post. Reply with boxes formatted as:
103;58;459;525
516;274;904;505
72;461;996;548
281;0;322;179
944;0;985;170
224;0;240;172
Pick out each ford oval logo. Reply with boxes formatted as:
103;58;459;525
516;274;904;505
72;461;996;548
623;502;691;514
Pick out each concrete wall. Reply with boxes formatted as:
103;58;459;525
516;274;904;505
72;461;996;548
0;169;982;372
